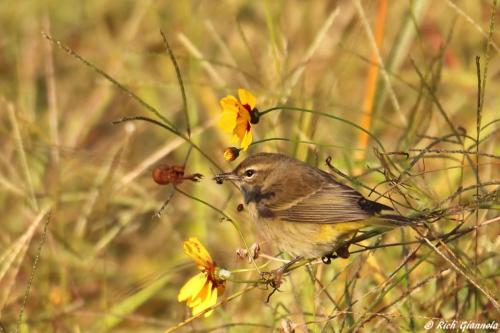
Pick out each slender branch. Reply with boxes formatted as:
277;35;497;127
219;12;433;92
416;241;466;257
15;213;51;333
405;149;500;160
163;286;257;333
259;106;386;151
173;187;252;258
410;58;484;193
112;116;222;171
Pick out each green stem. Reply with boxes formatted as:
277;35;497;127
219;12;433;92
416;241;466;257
259;106;386;151
42;32;176;129
174;187;251;255
160;31;191;137
112;116;222;171
226;277;265;284
250;137;365;150
230;262;272;273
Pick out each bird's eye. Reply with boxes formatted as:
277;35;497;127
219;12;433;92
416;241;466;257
244;169;255;178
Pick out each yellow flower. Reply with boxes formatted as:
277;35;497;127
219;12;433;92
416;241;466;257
218;88;259;151
177;238;226;317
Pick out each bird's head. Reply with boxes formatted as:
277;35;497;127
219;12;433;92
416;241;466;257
214;153;289;193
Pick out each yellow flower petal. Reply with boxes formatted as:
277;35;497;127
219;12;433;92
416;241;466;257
186;291;203;307
188;279;210;309
233;120;248;141
202;285;218;317
238;88;256;109
183;238;213;269
218;111;238;133
177;272;207;302
237;105;251;122
220;96;240;113
191;281;215;316
231;133;240;144
219;89;257;153
240;128;253;151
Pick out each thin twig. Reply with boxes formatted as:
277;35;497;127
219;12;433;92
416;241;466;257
163;286;257;333
15;213;51;333
410;59;486;196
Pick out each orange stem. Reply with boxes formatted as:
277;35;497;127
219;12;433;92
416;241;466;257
356;0;388;161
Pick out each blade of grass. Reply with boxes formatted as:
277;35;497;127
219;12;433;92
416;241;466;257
446;0;500;53
354;0;406;127
263;0;282;80
0;208;50;315
92;273;172;332
355;0;387;163
112;116;222;171
260;106;386;151
14;212;50;333
42;32;176;129
374;0;430;122
474;55;482;318
474;0;496;316
281;7;339;104
160;31;190;138
409;59;486;195
74;126;133;237
115;120;214;191
42;15;61;167
204;20;250;87
419;233;500;311
4;99;38;211
177;33;225;87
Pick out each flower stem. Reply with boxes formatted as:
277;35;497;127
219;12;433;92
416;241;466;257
259;106;386;151
112;116;222;170
164;285;257;333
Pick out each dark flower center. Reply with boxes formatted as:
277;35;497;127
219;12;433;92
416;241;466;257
241;104;259;124
249;108;260;124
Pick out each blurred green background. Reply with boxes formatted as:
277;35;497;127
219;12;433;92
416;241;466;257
0;1;498;332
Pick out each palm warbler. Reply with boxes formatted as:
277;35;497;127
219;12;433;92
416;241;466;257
214;153;411;261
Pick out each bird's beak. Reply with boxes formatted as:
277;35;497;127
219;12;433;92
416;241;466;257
213;172;240;183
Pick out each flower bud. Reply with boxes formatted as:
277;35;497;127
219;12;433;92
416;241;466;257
216;268;232;280
224;147;240;161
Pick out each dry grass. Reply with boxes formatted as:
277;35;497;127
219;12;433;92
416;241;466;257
0;1;499;332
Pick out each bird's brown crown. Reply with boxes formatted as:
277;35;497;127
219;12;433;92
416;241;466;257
231;153;295;185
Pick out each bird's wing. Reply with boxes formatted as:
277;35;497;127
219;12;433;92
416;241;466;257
266;182;380;224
